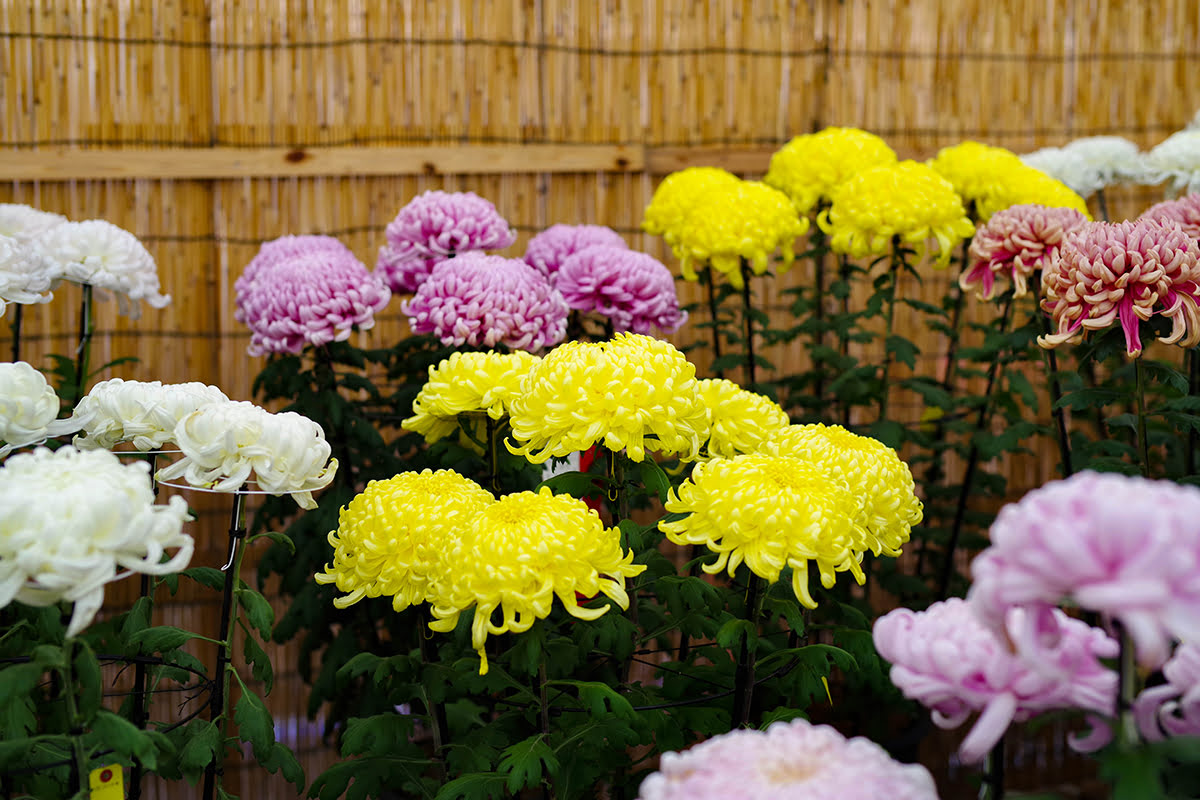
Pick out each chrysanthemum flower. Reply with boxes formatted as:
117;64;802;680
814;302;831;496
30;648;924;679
636;717;939;800
428;487;644;674
403;350;541;444
507;333;707;464
1039;219;1200;357
962;204;1089;300
0;235;58;317
668;180;807;289
234;235;355;317
1140;193;1200;241
759;424;922;558
660;454;866;608
1020;147;1106;199
968;472;1200;669
523;224;628;280
693;378;789;459
1144;130;1200;197
34;220;170;318
930;142;1090;222
764;127;898;214
1135;643;1200;741
555;246;687;334
818;161;975;267
1020;138;1145;199
377;190;516;293
69;378;229;451
874;598;1117;765
0;361;80;457
155;400;337;509
642;167;740;240
0;204;66;244
0;447;193;637
401;252;567;352
975;166;1091;222
315;469;494;611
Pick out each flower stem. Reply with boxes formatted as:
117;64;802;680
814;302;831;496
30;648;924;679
1096;188;1111;222
62;638;90;798
486;416;501;494
705;270;725;379
879;243;902;423
1135;357;1151;478
731;575;765;728
740;260;757;391
129;450;157;800
1189;348;1199;476
978;737;1006;800
9;303;22;363
73;284;94;407
417;608;449;783
812;232;828;405
1032;273;1074;477
839;254;853;427
1115;621;1139;748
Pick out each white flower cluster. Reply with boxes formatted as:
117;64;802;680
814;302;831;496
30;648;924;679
1020;136;1145;198
0;204;67;318
1145;130;1200;197
0;361;81;457
0;447;193;637
70;378;229;451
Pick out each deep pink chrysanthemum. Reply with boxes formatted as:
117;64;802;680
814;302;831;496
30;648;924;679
874;598;1116;764
636;718;939;800
555;246;687;334
401;252;568;352
1039;219;1200;356
1135;643;1200;740
1139;193;1200;241
962;204;1088;300
523;224;628;279
377;191;516;293
968;472;1200;669
237;249;391;356
234;235;354;321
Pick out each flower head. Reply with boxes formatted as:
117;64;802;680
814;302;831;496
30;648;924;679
764;127;898;214
660;454;867;608
1144;130;1200;197
315;469;494;611
1020;147;1107;199
378;191;516;293
0;361;80;457
818;161;975;267
523;224;628;280
507;333;707;463
929;142;1089;221
0;447;192;637
155;400;338;509
1020;138;1145;198
962;204;1089;300
403;350;541;443
69;379;229;451
0;204;66;244
976;167;1091;222
642;167;740;240
556;246;687;334
1140;193;1200;241
874;598;1117;764
235;235;355;315
968;471;1200;668
1039;219;1200;357
34;220;170;318
401;252;568;352
428;487;644;674
0;235;58;316
636;718;939;800
693;378;789;459
1135;643;1200;741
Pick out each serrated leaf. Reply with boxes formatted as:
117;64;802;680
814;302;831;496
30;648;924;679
340;714;416;757
0;662;46;709
536;470;609;500
263;741;305;791
498;735;558;794
246;530;296;555
130;626;201;654
435;772;508;800
177;719;222;783
237;586;276;639
716;618;757;653
243;630;274;694
885;334;919;370
1053;387;1124;411
120;596;154;640
233;681;275;761
637;458;672;504
183;566;228;591
73;641;103;720
91;710;168;770
552;680;636;720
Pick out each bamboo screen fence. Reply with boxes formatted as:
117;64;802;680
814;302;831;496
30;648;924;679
2;1;1199;797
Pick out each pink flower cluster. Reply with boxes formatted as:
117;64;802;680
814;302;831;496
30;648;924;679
962;204;1088;300
523;223;628;278
1140;193;1200;241
556;246;687;334
1135;643;1200;741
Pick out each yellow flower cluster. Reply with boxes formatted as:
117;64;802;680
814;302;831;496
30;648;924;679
975;168;1091;222
928;141;1090;222
694;378;790;459
403;350;541;444
817;160;976;267
428;487;645;674
642;167;741;240
507;332;708;464
765;127;898;214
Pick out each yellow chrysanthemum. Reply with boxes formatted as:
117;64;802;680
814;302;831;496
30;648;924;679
759;424;923;558
507;332;708;464
974;166;1092;222
669;180;808;289
765;127;898;214
694;378;790;459
428;487;646;674
403;350;541;443
642;167;741;240
315;469;495;611
928;141;1091;222
817;160;976;267
659;454;867;609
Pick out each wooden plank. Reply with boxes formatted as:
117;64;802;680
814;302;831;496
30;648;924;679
0;144;645;181
646;145;778;175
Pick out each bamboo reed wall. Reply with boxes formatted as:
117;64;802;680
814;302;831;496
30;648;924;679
2;1;1199;797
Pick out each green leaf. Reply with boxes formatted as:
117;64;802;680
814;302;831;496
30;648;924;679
716;618;758;653
177;719;222;783
130;626;202;653
246;530;296;555
885;335;919;370
536;470;609;499
183;566;228;591
498;735;558;794
637;458;672;504
435;773;508;800
866;419;905;449
340;714;416;757
1053;387;1125;411
551;680;637;720
232;679;276;761
120;596;154;640
237;586;276;640
73;641;103;720
1007;370;1038;413
91;710;169;771
0;662;46;709
243;629;275;694
263;741;305;791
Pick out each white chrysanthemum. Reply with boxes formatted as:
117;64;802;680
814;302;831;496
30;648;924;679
1144;131;1200;196
0;447;193;637
35;220;170;318
0;204;66;245
70;379;230;451
1020;147;1105;198
0;235;58;316
0;361;80;457
1064;136;1147;185
155;400;338;509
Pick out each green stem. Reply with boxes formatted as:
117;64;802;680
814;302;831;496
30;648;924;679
417;608;449;783
62;638;90;799
1135;357;1150;478
979;738;1006;800
705;270;725;379
1115;621;1139;748
1096;187;1111;222
740;260;757;391
1189;349;1199;476
1032;273;1074;477
730;575;766;727
73;284;94;407
486;416;501;494
9;303;22;363
812;231;828;405
537;654;553;800
879;244;902;423
838;254;852;427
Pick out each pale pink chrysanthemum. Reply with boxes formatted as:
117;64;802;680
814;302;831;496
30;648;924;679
522;224;628;280
874;598;1117;765
962;204;1088;300
636;717;939;800
1039;219;1200;357
555;246;687;334
968;471;1200;669
234;235;355;323
401;252;568;352
377;191;516;293
1139;193;1200;241
1135;643;1200;740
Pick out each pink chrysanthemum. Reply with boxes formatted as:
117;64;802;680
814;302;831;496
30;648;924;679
555;246;687;334
523;224;628;280
235;235;355;322
874;598;1117;765
636;718;939;800
237;249;391;356
962;204;1088;300
1039;219;1200;357
1139;193;1200;241
377;191;516;293
968;472;1200;669
401;252;568;352
1135;643;1200;740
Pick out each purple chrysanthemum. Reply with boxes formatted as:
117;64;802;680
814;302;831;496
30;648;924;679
377;191;516;293
1135;643;1200;740
401;252;567;352
523;224;628;279
555;246;687;334
235;235;354;322
962;204;1088;300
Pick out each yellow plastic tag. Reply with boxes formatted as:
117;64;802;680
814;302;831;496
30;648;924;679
89;764;125;800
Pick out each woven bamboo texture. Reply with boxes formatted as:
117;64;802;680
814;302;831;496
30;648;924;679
2;1;1199;797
